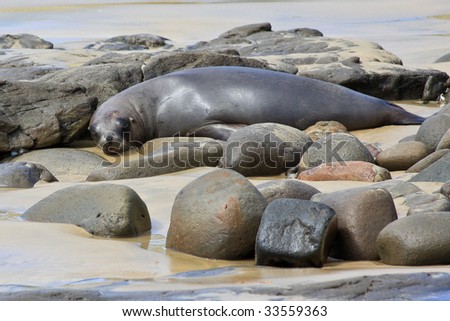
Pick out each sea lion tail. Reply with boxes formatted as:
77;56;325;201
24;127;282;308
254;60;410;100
387;102;426;125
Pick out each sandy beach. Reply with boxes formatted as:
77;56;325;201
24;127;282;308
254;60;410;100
1;0;450;300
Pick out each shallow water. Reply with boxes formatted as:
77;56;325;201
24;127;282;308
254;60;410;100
1;0;450;299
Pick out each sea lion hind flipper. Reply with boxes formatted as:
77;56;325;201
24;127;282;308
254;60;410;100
187;123;247;140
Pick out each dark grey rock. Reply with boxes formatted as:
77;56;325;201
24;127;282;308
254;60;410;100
441;180;450;198
316;186;397;260
142;51;269;80
22;184;150;237
0;34;53;49
10;148;110;177
222;123;312;176
422;75;448;102
219;22;273;39
256;179;320;203
409;152;450;182
375;141;428;171
377;212;450;265
166;169;267;260
415;104;450;153
406;149;450;173
39;62;143;105
87;139;224;181
300;132;374;169
83;52;153;66
0;80;97;154
256;199;337;267
92;34;169;51
0;162;57;188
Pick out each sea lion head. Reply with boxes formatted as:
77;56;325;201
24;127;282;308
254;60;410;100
89;110;140;154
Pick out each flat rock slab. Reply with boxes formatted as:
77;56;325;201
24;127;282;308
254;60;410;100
409;152;450;182
22;184;151;237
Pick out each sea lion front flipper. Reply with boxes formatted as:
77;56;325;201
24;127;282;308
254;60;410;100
187;123;247;140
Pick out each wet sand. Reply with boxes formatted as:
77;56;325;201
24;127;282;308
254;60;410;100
1;0;450;300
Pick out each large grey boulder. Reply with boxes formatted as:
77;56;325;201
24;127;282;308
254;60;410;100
409;152;450;182
300;133;374;169
377;212;450;265
166;169;267;259
256;199;337;267
0;162;57;188
415;105;450;153
22;184;150;237
222;123;312;176
0;34;53;49
313;186;397;260
0;81;97;155
375;141;428;171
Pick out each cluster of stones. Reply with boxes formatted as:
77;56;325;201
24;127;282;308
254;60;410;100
1;22;449;156
166;169;450;267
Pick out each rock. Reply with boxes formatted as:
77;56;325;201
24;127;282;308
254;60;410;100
10;148;110;178
222;123;312;176
436;128;450;150
316;186;398;260
39;62;143;105
405;192;450;215
422;75;447;102
441;180;450;198
369;180;423;199
304;121;348;141
142;51;270;80
406;149;450;173
300;133;374;169
89;34;169;51
255;199;337;267
299;161;391;182
22;184;150;237
83;52;153;66
364;142;383;158
166;169;267;259
191;24;448;100
409;152;450;182
87;139;224;181
0;162;57;188
415;105;450;153
377;212;450;265
375;141;428;171
255;179;320;203
435;53;450;63
0;80;97;155
218;22;273;39
0;34;53;49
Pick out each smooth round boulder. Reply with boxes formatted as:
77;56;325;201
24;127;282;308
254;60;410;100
166;169;267;260
22;184;150;237
256;199;337;267
300;132;374;169
255;179;320;203
375;141;428;171
222;123;312;176
0;162;57;188
314;186;398;260
377;212;450;265
415;105;450;153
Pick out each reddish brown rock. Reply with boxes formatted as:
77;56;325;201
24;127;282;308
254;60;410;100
298;161;391;182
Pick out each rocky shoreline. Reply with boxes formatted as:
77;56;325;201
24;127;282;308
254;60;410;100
1;23;450;300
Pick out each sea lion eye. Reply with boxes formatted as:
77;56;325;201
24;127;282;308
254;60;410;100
116;118;129;129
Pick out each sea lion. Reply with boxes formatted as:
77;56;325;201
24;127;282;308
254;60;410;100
89;66;425;154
